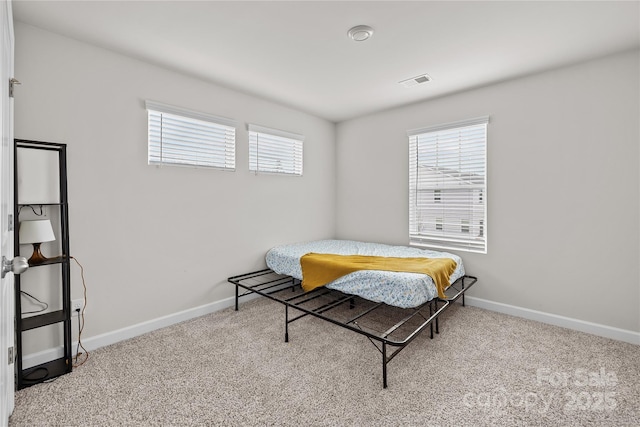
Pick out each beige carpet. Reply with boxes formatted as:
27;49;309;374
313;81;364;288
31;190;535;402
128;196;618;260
9;298;640;426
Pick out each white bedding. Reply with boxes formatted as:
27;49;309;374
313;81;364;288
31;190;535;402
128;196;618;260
265;240;465;308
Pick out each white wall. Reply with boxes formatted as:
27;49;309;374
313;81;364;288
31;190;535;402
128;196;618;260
14;21;639;352
336;50;640;333
14;23;336;350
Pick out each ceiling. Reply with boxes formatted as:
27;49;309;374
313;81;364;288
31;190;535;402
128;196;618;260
12;1;640;123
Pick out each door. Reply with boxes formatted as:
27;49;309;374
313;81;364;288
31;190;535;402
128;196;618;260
1;0;15;423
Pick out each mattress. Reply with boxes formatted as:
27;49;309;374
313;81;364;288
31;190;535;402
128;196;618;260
265;239;465;308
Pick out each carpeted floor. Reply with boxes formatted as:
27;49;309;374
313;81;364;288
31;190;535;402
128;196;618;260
8;298;640;426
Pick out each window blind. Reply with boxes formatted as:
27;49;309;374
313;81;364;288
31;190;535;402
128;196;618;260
248;124;303;176
408;116;488;253
146;101;236;170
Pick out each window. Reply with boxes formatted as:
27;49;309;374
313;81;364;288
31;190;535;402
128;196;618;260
248;124;303;176
408;116;488;253
146;101;236;170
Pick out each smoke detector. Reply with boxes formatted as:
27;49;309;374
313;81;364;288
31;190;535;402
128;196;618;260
399;74;432;88
348;25;374;42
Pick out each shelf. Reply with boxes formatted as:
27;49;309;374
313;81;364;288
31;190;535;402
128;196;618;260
14;139;72;389
20;357;71;388
20;310;66;331
27;255;69;267
17;203;65;206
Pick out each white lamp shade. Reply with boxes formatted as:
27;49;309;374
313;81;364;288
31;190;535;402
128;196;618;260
19;220;56;244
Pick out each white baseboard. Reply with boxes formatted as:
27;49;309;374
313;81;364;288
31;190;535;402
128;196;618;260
81;294;255;351
465;296;640;345
22;347;64;370
23;293;637;368
22;292;259;369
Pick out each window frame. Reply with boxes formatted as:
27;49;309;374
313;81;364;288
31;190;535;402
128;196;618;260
146;100;237;171
248;124;304;176
408;116;489;254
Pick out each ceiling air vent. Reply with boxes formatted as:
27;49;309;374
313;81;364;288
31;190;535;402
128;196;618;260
399;74;432;88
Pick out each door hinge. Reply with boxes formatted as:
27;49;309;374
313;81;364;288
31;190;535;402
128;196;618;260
8;347;13;364
9;78;21;98
8;214;13;231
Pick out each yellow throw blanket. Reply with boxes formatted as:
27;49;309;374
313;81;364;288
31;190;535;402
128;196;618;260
300;253;457;299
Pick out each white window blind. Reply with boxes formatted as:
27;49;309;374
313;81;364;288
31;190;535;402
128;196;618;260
146;101;236;170
408;116;488;253
248;124;303;176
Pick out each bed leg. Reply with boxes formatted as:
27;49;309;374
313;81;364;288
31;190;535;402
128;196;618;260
285;305;289;343
462;277;466;307
350;298;355;309
382;342;388;389
434;300;439;334
429;302;434;339
235;285;239;311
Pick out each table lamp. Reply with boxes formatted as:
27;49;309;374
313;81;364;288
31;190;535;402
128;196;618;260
19;219;56;265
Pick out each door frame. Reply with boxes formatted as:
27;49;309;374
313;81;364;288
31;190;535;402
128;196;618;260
1;0;16;422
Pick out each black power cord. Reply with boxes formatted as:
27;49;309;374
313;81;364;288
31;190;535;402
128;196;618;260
22;367;49;383
20;290;49;315
71;257;89;367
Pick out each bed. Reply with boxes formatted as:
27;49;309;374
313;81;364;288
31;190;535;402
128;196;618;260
228;239;477;388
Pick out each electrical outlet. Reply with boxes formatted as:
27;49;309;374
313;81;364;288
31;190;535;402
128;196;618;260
71;298;84;316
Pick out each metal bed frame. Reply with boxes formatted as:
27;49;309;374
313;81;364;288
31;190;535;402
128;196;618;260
228;269;477;388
